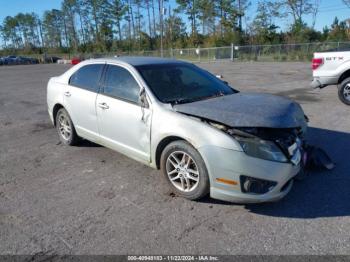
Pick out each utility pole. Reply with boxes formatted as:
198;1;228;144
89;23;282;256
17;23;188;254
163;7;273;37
160;0;164;57
169;4;172;48
238;0;242;32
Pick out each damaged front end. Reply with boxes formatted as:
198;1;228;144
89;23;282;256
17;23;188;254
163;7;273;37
208;121;334;182
208;122;305;166
173;93;334;200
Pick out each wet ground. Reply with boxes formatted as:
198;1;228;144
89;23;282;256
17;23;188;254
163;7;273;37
0;62;349;256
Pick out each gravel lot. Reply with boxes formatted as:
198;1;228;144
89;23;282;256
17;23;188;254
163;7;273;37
0;61;349;256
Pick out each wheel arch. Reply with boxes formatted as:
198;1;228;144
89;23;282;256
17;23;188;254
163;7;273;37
52;103;64;126
338;69;350;85
155;136;192;169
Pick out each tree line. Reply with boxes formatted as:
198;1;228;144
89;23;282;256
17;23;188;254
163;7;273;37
0;0;350;55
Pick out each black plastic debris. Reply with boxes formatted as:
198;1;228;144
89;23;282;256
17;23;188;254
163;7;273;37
304;145;335;170
295;145;334;180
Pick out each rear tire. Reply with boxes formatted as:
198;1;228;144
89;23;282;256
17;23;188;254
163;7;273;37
338;77;350;105
160;140;210;200
55;108;79;146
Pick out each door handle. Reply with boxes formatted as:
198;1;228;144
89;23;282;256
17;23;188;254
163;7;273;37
98;102;109;109
64;91;71;97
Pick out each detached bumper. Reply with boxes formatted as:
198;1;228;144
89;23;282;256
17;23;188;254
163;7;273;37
198;146;301;204
310;76;337;89
310;78;323;88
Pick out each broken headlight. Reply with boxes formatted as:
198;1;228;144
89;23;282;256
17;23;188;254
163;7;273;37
237;137;288;163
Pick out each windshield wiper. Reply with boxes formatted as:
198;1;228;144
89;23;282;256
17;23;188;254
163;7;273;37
199;91;225;101
164;92;226;105
163;97;196;104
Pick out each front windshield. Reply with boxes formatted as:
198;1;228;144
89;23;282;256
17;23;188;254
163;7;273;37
136;63;237;104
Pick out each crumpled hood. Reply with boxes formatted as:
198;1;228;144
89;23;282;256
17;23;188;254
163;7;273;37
173;93;306;128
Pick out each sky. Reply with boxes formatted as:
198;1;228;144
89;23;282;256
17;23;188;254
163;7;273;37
244;0;350;31
0;0;62;20
0;0;349;33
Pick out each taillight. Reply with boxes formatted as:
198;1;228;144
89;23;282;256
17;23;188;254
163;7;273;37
312;58;323;70
71;57;81;65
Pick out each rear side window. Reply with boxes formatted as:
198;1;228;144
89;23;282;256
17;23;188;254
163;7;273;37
69;64;104;92
103;65;140;103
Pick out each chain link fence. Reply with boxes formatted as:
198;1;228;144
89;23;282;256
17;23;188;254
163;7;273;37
230;42;350;62
29;41;350;63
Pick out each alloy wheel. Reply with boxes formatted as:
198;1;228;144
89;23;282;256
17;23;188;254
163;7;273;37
344;84;350;101
57;112;72;141
166;151;200;192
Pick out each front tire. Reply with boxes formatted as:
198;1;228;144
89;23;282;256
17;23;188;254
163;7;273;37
160;141;210;200
55;108;79;146
338;77;350;105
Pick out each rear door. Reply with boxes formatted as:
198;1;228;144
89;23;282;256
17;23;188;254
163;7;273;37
64;63;105;142
96;64;152;163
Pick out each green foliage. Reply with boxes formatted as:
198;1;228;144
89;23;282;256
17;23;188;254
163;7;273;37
175;0;199;36
327;17;349;41
251;1;281;44
42;9;64;48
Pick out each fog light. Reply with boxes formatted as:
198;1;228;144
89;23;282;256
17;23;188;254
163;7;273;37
240;175;277;194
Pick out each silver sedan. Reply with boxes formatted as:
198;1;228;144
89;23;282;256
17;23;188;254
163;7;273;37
47;57;307;203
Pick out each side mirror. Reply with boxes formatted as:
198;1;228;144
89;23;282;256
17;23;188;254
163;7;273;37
139;87;149;108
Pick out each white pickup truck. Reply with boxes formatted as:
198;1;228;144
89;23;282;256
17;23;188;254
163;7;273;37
310;49;350;105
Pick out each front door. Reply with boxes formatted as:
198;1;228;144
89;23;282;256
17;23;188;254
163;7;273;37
96;64;152;163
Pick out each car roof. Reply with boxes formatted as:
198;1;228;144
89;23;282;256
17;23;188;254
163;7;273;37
91;56;188;66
